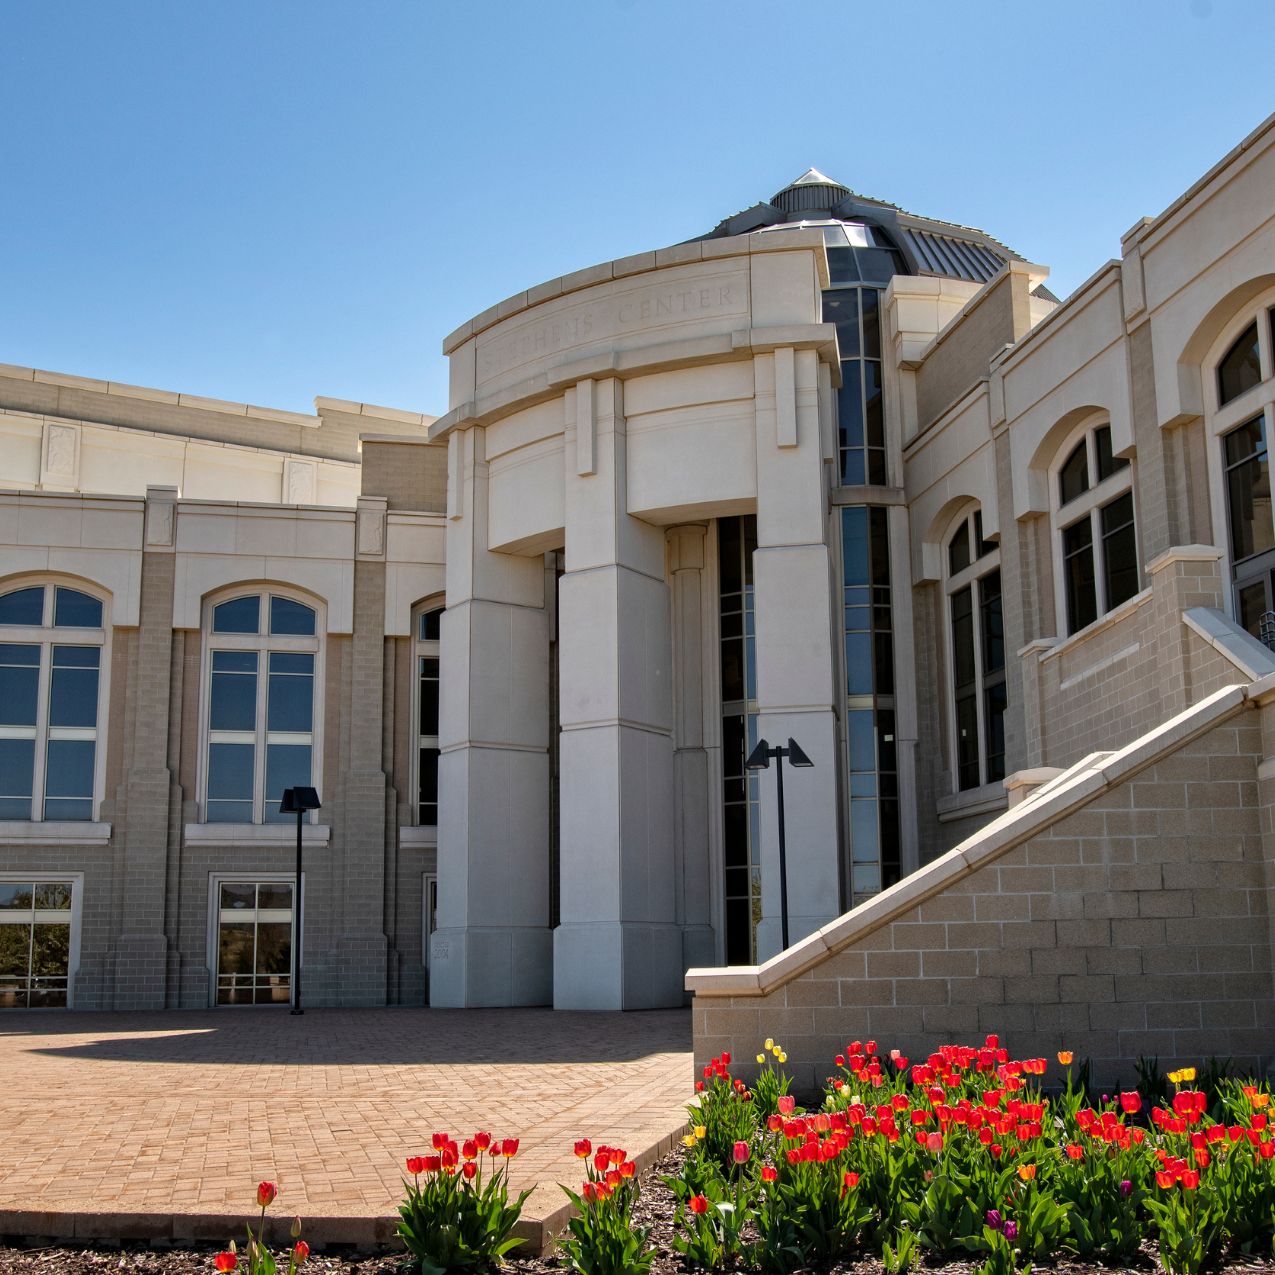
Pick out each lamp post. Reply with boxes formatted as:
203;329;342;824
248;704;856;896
744;738;813;953
279;785;321;1015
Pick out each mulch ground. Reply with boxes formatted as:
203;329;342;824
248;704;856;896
3;1148;1274;1274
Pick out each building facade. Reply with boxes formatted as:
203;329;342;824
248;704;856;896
3;114;1275;1016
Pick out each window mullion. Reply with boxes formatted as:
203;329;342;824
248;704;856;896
33;643;51;822
254;647;268;822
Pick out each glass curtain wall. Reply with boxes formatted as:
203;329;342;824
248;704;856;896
841;508;900;904
718;515;760;964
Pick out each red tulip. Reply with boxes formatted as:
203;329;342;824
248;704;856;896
593;1150;609;1173
1119;1092;1142;1114
214;1254;237;1272
732;1141;751;1164
474;1132;492;1151
620;1161;635;1179
844;1171;860;1189
582;1182;595;1202
423;1155;441;1174
777;1095;795;1115
462;1161;477;1180
462;1139;478;1160
721;1052;731;1065
761;1165;777;1183
292;1240;310;1264
406;1156;425;1175
256;1182;277;1209
1181;1169;1200;1190
604;1169;621;1188
502;1138;519;1158
431;1132;448;1150
689;1194;709;1215
574;1139;591;1158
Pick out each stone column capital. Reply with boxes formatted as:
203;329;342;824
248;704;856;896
667;523;708;573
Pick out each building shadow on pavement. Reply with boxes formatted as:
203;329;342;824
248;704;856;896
5;1006;693;1067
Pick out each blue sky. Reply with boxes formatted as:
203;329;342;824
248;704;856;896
1;1;1272;417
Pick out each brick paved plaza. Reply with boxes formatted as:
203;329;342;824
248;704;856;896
0;1008;692;1250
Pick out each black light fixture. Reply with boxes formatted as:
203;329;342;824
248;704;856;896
744;738;814;953
279;785;321;1015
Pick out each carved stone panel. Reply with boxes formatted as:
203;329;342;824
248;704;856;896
40;422;80;489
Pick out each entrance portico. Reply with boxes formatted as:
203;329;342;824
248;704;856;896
429;232;847;1008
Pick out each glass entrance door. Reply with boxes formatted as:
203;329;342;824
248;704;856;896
215;881;293;1006
0;880;72;1008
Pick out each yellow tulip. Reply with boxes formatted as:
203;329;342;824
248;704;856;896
1180;1067;1197;1082
756;1054;765;1064
682;1134;696;1148
778;1052;787;1064
764;1038;774;1050
694;1126;706;1140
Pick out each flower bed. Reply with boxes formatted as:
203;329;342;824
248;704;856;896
556;1037;1275;1275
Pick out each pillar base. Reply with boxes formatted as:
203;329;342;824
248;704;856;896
553;921;684;1010
428;926;552;1007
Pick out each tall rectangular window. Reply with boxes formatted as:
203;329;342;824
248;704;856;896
0;585;105;822
823;288;886;486
416;607;443;826
946;511;1005;792
204;594;318;824
718;516;760;965
841;507;899;903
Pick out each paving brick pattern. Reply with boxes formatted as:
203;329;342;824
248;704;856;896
0;1007;692;1249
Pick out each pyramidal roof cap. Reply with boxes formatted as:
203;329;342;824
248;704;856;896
789;167;840;186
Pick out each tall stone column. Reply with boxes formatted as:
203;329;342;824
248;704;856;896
553;378;682;1009
668;524;715;977
430;427;553;1007
113;485;178;1009
751;349;842;961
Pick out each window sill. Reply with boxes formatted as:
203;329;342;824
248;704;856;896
399;826;438;849
0;821;112;845
936;784;1007;824
184;823;331;849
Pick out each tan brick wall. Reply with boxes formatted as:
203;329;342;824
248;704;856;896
915;271;1030;431
694;710;1274;1090
1026;553;1237;770
360;439;448;512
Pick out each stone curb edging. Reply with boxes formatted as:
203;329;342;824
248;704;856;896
0;1116;692;1257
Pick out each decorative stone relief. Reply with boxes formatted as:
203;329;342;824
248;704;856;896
283;459;317;505
357;499;386;557
144;486;178;548
40;422;80;489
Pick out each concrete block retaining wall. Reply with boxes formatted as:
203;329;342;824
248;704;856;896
689;682;1275;1092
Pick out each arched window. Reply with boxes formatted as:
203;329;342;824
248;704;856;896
1212;303;1275;633
945;510;1005;791
413;604;443;827
202;592;320;824
1052;422;1138;634
0;582;107;822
